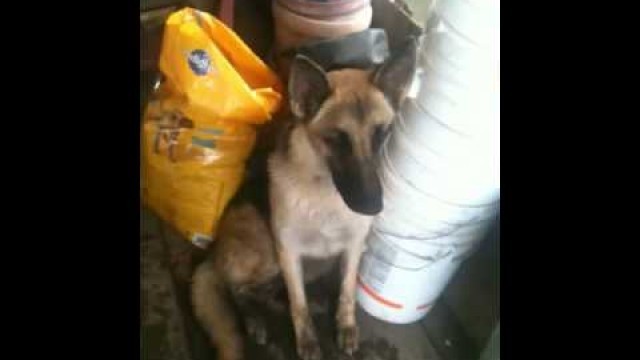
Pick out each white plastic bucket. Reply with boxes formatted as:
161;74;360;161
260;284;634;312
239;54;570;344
374;214;496;247
385;123;499;198
416;17;499;138
413;79;498;139
436;0;499;49
396;100;497;167
357;229;480;324
421;30;497;88
386;139;499;205
376;161;498;239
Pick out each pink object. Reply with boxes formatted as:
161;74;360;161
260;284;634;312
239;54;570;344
272;0;372;50
275;0;370;18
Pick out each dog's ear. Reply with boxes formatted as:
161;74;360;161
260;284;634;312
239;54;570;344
289;55;331;121
373;38;418;109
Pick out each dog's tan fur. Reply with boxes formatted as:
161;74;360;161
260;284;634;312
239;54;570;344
192;204;279;360
192;40;417;360
269;69;398;359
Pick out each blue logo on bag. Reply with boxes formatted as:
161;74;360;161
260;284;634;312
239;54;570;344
188;50;210;76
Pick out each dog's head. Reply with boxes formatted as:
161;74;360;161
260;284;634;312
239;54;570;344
288;40;418;215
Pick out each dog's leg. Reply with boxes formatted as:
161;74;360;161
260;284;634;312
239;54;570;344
192;260;244;360
233;286;269;346
277;245;322;360
337;240;366;355
233;278;285;346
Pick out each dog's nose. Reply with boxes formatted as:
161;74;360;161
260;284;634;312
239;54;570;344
349;177;383;215
337;159;383;216
352;195;382;215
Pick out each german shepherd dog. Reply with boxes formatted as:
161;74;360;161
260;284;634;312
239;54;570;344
192;40;418;360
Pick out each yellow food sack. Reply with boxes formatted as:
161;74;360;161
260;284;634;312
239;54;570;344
142;8;282;247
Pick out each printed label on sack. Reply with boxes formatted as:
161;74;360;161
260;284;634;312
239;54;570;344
187;49;211;76
191;136;216;149
197;127;224;135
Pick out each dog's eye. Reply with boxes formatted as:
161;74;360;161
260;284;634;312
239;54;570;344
323;130;351;154
372;125;390;150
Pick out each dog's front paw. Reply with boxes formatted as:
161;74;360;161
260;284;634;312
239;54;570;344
246;316;268;345
337;324;359;356
297;328;322;360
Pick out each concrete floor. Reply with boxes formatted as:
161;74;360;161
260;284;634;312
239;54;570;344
357;308;440;360
141;206;500;360
141;207;442;360
442;223;500;350
141;209;191;360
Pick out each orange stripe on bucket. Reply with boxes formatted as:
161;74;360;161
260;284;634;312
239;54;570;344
357;276;403;309
417;303;433;311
